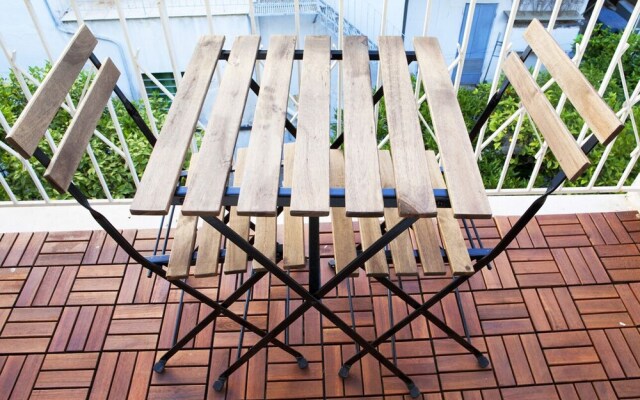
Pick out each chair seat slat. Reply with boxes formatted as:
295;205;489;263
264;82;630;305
378;36;436;217
224;150;250;274
237;35;297;216
378;150;418;276
194;211;223;277
412;218;447;276
44;58;120;193
502;53;590;181
182;36;260;216
343;36;384;217
167;155;201;280
290;36;331;217
7;25;97;158
283;144;306;269
253;217;277;271
524;19;623;145
329;150;358;276
414;37;492;219
130;35;225;215
425;151;474;276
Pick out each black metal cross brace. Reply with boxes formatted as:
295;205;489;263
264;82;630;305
201;214;424;397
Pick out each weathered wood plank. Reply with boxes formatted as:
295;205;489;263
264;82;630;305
166;154;200;279
524;19;623;145
224;150;250;274
378;150;418;276
253;217;277;271
283;144;306;269
194;211;223;277
182;36;260;216
343;36;383;217
378;36;435;217
329;150;358;276
414;36;491;218
425;151;473;276
44;59;120;193
7;25;97;158
358;217;389;277
130;35;224;215
237;35;296;216
290;36;331;217
412;217;447;275
502;52;590;181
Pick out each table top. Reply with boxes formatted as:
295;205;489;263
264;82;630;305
129;35;492;220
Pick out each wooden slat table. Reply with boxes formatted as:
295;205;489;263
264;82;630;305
131;34;494;398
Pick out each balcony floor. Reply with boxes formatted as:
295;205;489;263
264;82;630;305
1;212;640;399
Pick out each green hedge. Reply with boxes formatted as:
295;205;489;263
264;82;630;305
1;25;639;201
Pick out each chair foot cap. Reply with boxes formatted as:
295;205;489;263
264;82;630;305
213;378;227;392
296;357;308;369
477;355;490;368
338;365;351;378
153;360;166;374
407;383;420;398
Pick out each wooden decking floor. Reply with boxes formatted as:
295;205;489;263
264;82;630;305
1;212;640;399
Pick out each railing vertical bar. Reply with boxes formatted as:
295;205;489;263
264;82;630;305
374;0;388;144
336;0;344;140
452;0;476;92
106;100;141;187
414;0;432;101
115;0;160;137
474;0;520;158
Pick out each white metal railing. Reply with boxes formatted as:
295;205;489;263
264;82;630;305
1;0;640;205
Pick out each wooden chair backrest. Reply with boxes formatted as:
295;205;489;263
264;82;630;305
6;24;121;192
501;18;624;181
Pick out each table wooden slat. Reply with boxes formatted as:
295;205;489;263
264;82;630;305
425;151;473;276
329;150;358;276
283;144;306;269
7;25;97;158
343;36;384;217
502;53;590;181
182;36;260;216
378;36;435;217
237;35;297;216
167;154;200;279
524;19;623;145
414;37;492;219
290;36;331;217
224;150;250;274
194;211;223;277
130;35;224;215
44;58;120;193
378;150;418;276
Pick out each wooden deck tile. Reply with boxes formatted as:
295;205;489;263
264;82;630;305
0;214;639;397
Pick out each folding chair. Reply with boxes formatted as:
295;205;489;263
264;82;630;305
335;18;624;378
4;24;310;374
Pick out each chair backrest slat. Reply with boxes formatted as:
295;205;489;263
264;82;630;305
44;58;120;192
6;24;97;158
524;19;623;145
502;53;590;181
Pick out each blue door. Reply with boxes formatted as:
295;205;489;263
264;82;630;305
456;3;498;85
